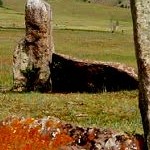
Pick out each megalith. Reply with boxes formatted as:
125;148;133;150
13;0;54;92
130;0;150;149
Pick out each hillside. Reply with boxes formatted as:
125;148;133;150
82;0;130;7
2;0;132;31
3;0;26;12
0;0;135;67
3;0;130;12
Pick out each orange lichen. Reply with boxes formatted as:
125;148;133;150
0;116;144;150
51;133;73;149
0;117;73;150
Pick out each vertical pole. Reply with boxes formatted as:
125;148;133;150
130;0;150;149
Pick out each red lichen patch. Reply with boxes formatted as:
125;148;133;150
0;116;144;150
0;116;73;150
0;118;49;149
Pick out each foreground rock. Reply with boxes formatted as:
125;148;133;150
13;0;54;92
0;116;144;150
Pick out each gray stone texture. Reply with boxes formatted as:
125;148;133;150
13;0;54;92
130;0;150;149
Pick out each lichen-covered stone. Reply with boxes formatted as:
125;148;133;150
0;116;144;150
13;0;54;92
13;39;28;92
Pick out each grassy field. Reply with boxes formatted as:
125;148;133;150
0;0;142;134
0;91;142;134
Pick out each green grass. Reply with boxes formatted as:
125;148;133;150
51;0;132;32
0;0;142;134
3;0;26;12
0;29;24;87
54;29;136;67
0;91;142;134
0;7;24;28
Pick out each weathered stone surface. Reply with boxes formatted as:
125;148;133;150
13;39;28;91
52;53;138;93
0;116;144;149
13;0;54;92
130;0;150;149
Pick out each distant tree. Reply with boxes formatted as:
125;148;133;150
0;0;3;7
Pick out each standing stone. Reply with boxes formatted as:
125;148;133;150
13;0;54;92
130;0;150;149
